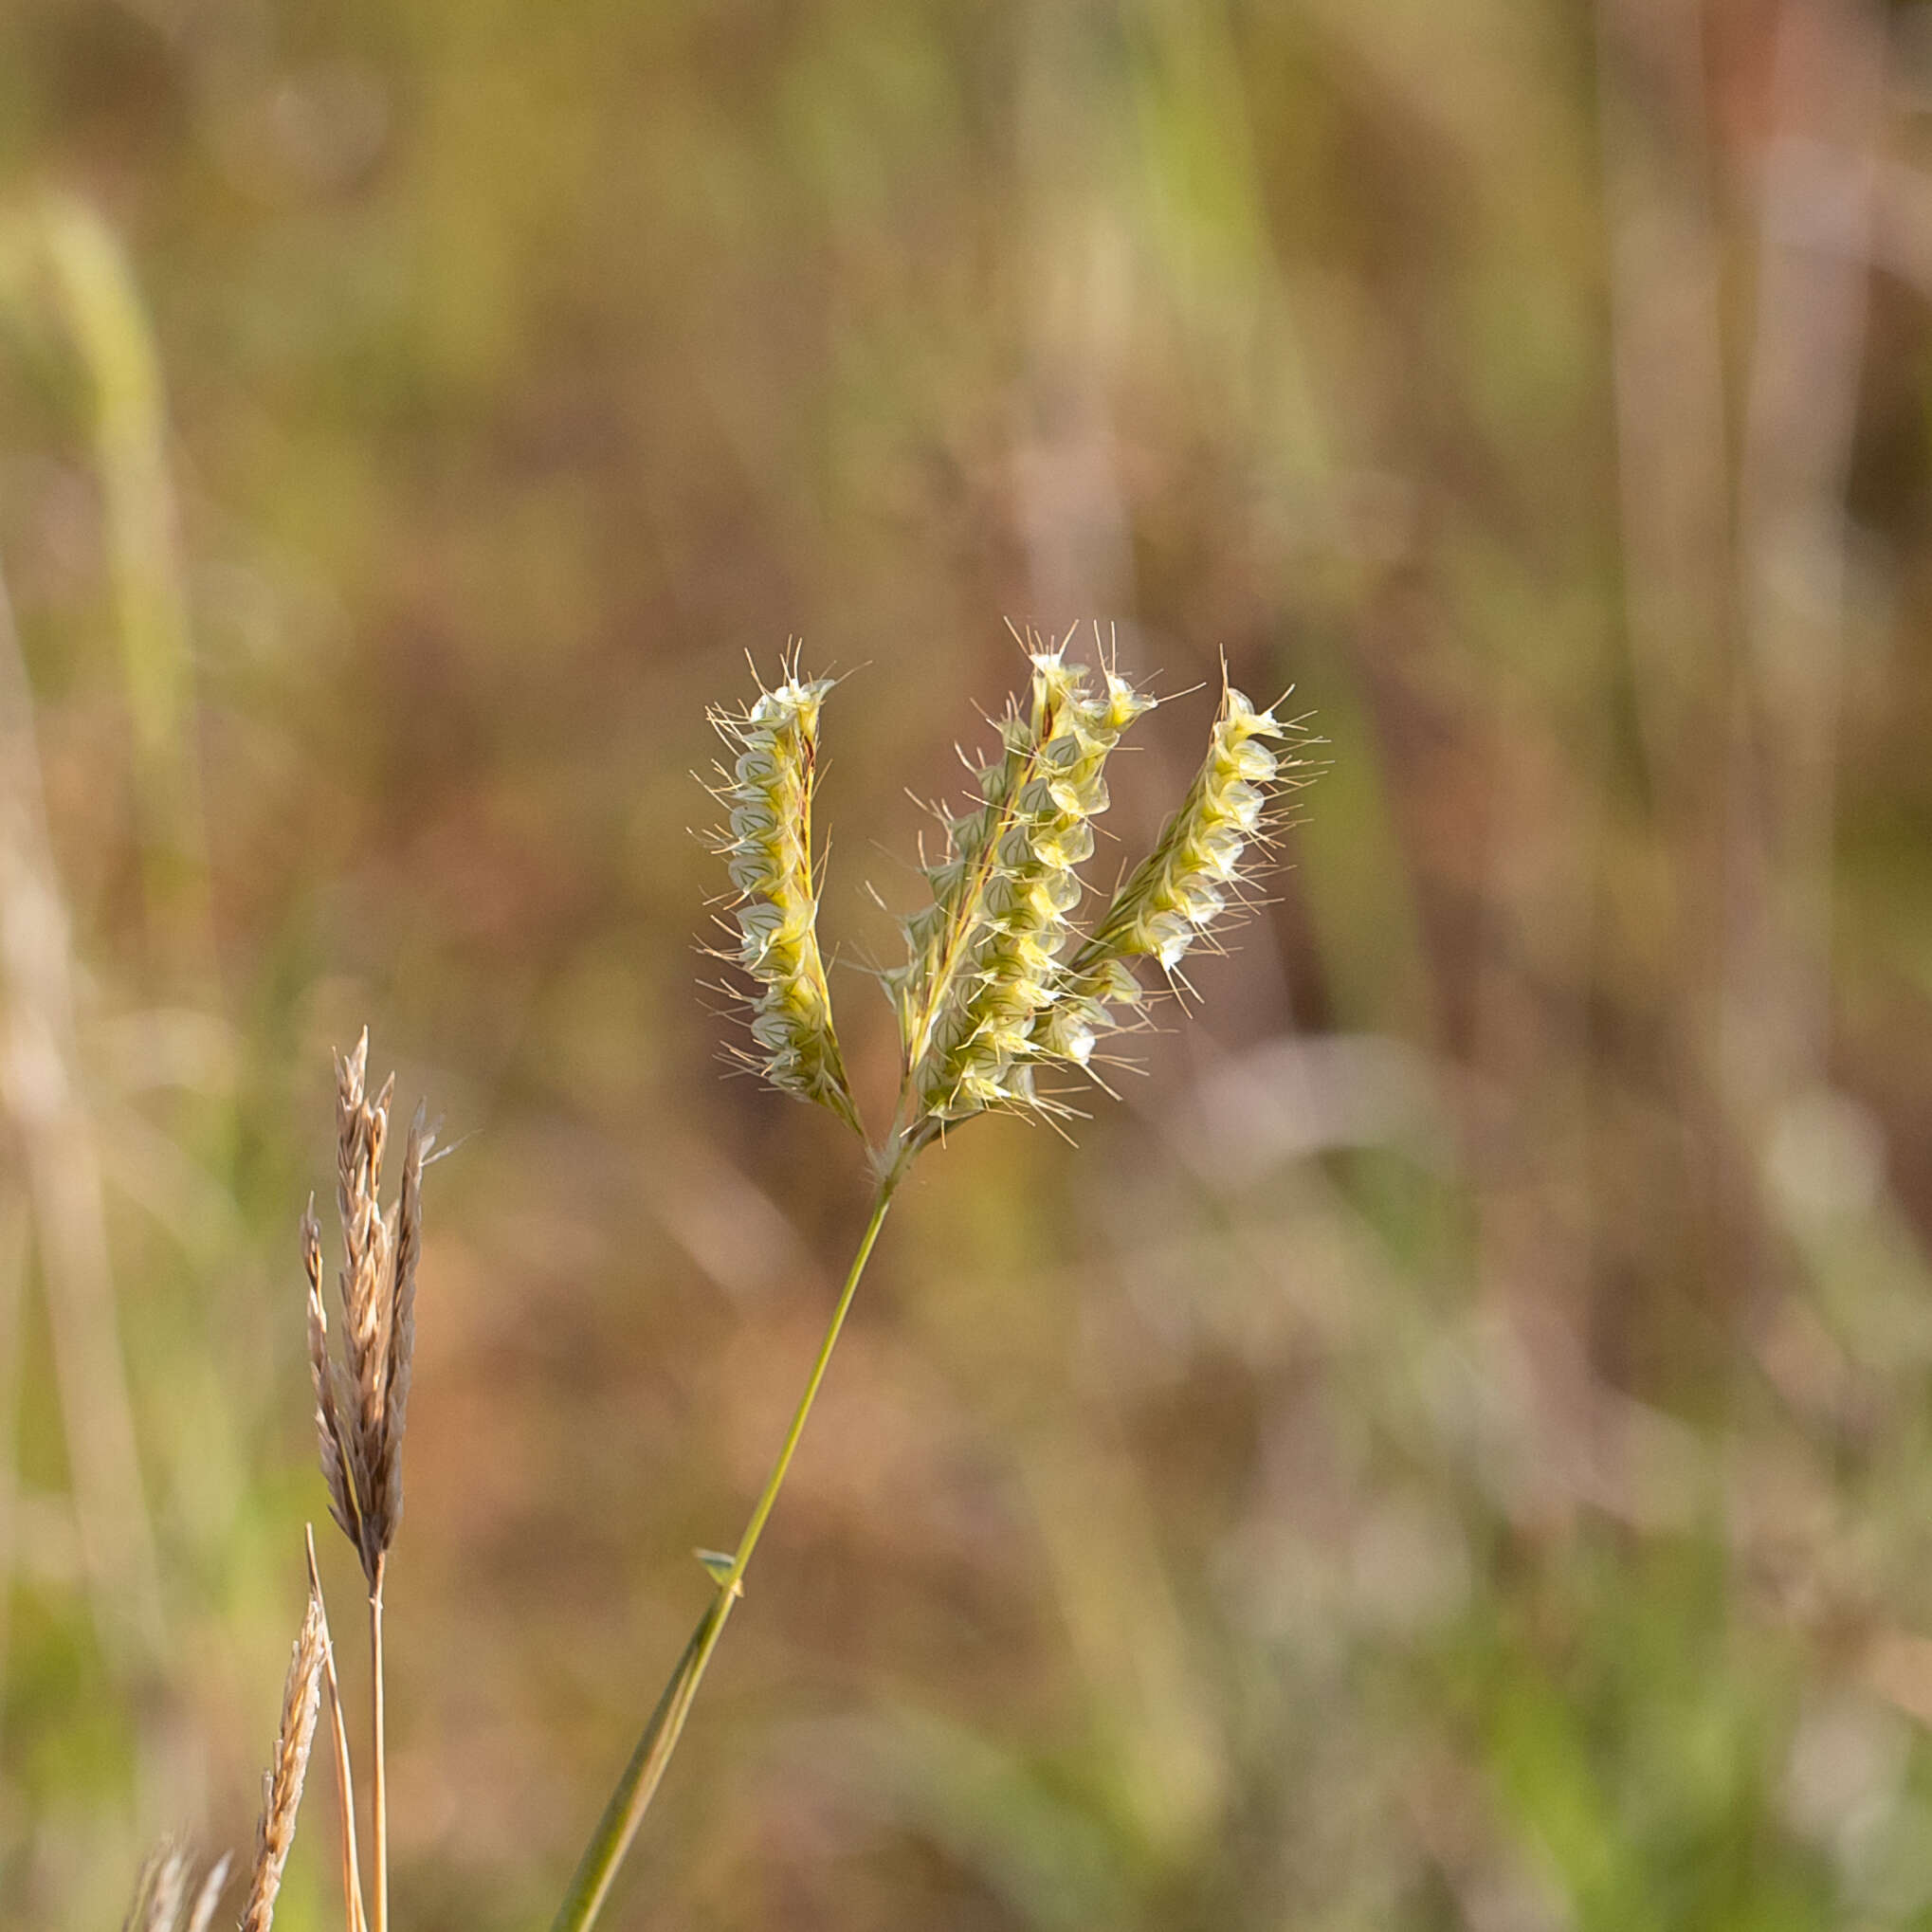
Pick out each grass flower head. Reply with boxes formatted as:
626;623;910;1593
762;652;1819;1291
709;656;862;1135
895;636;1156;1124
706;631;1305;1155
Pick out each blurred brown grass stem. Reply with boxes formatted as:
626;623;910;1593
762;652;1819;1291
550;1176;899;1932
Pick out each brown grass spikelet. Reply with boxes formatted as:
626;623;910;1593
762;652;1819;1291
303;1028;435;1584
301;1200;359;1558
241;1577;326;1932
381;1103;429;1543
336;1032;395;1488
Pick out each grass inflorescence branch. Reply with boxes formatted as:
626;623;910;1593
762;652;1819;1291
552;626;1311;1931
707;653;864;1137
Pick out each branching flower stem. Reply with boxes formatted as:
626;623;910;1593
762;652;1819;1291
549;641;1305;1930
549;1167;902;1932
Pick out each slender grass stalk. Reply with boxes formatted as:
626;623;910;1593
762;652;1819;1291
549;1176;899;1932
370;1553;389;1932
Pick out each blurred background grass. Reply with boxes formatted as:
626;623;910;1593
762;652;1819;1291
2;0;1932;1925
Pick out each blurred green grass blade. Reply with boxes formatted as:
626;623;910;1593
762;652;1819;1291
33;192;214;985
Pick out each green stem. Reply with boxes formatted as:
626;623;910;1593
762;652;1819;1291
548;1176;900;1932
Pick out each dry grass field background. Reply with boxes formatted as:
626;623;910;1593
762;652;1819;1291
6;1;1932;1927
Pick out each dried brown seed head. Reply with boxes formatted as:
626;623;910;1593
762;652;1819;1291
240;1581;326;1932
304;1030;433;1582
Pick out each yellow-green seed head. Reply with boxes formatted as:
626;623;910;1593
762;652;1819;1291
1022;683;1302;1080
705;635;1304;1163
711;664;862;1135
898;643;1155;1124
1081;683;1287;973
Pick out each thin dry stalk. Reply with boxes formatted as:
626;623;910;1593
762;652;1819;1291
241;1574;326;1932
370;1553;390;1932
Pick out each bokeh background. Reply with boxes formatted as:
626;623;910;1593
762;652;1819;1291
2;0;1931;1925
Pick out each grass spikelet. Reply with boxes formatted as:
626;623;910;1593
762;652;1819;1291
241;1580;326;1932
709;654;863;1135
305;1029;432;1584
1037;678;1305;1066
301;1202;360;1559
336;1031;396;1569
381;1104;428;1545
895;631;1155;1125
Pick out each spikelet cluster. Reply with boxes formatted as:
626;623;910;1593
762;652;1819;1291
241;1580;327;1932
897;644;1154;1121
709;633;1304;1148
302;1030;432;1585
1039;681;1297;1068
709;663;862;1134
